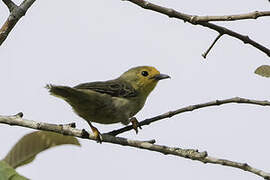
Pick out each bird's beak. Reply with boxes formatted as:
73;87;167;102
152;74;171;81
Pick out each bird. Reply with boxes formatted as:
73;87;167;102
46;66;170;142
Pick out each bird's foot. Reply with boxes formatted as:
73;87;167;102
90;125;103;143
130;117;142;134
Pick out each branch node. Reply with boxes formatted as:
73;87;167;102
167;8;175;18
201;151;208;158
227;16;233;20
253;11;259;19
186;105;194;111
215;100;221;105
141;0;149;8
59;124;69;135
190;15;199;24
233;97;241;102
68;122;76;128
243;35;250;44
10;6;27;20
36;122;42;129
15;112;23;118
81;129;90;138
167;111;174;118
242;163;249;170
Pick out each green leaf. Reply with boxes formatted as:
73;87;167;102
3;131;81;169
254;65;270;78
0;161;28;180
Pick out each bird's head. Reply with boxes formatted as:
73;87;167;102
120;66;170;97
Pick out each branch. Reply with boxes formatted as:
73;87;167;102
192;11;270;22
0;0;36;46
0;113;270;179
108;97;270;136
2;0;17;12
124;0;270;57
202;33;223;58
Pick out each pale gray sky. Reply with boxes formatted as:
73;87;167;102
1;0;270;179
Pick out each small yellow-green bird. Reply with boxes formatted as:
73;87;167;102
46;66;170;142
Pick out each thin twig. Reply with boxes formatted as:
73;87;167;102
107;97;270;136
0;114;269;179
0;0;36;46
202;33;223;58
192;11;270;22
125;0;270;57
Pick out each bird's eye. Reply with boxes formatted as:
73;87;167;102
141;71;149;77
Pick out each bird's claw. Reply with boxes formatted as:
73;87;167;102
87;121;103;143
91;126;103;143
130;117;142;134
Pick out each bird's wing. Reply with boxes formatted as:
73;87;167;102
74;79;137;98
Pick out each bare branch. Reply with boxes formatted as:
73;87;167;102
2;0;17;12
19;0;36;12
125;0;270;57
0;113;270;179
202;33;223;58
0;0;36;46
108;97;270;136
192;11;270;22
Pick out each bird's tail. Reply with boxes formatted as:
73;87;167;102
45;84;78;101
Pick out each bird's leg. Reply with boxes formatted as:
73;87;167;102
130;117;142;134
87;121;102;143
